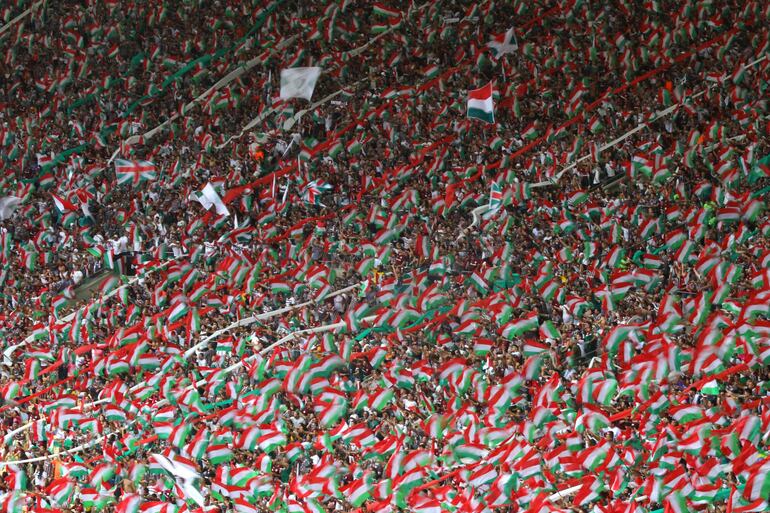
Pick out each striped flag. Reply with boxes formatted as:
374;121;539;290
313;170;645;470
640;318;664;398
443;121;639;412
467;82;495;123
46;478;75;506
488;182;503;212
116;494;142;513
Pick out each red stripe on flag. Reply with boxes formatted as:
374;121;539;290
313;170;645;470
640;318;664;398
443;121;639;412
468;82;493;100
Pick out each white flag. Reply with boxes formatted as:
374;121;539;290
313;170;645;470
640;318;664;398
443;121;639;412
151;453;205;507
189;182;230;217
280;67;321;101
0;196;21;220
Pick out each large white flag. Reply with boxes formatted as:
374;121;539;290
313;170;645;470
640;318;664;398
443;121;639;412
189;183;229;217
0;196;21;220
280;67;321;101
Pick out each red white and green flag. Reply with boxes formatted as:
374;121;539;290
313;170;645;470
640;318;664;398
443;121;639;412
488;182;503;212
46;478;76;507
372;3;400;17
343;477;373;507
467;82;495;123
116;494;142;513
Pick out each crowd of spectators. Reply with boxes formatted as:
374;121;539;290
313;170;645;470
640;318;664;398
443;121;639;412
1;0;770;512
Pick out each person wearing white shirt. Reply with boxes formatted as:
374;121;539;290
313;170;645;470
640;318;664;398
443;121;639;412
112;235;129;254
34;469;48;488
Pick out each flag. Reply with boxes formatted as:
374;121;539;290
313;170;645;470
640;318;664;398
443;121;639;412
302;180;333;205
116;494;142;513
190;183;230;217
207;444;233;465
372;3;400;17
744;461;770;502
280;67;322;101
7;465;26;491
500;312;539;339
0;196;21;220
258;431;287;453
467;82;495;123
52;193;77;213
46;478;75;506
539;320;561;340
0;492;24;513
701;380;720;395
488;28;518;57
114;159;157;186
343;477;373;507
670;404;704;424
488;182;503;212
168;303;190;323
631;155;654;177
234;499;259;513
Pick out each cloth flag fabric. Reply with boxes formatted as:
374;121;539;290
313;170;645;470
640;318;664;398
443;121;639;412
302;180;333;206
467;82;495;123
280;67;322;101
488;28;518;57
114;159;158;187
0;196;21;220
51;194;77;213
488;183;503;212
190;183;230;217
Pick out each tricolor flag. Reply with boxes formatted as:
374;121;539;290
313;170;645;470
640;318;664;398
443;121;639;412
206;444;233;465
46;478;75;506
168;302;190;324
744;461;770;502
372;3;400;17
343;477;373;507
539;320;561;340
500;312;539;339
114;159;157;187
467;82;495;123
116;494;142;513
670;404;704;424
488;182;503;212
234;498;259;513
258;431;287;453
78;488;104;509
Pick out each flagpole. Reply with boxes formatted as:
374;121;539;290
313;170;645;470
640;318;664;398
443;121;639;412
282;179;290;204
281;137;295;159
